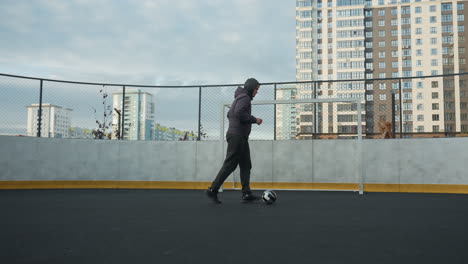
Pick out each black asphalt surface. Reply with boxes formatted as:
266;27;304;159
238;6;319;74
1;189;468;264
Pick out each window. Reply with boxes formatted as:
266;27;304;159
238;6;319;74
416;39;422;45
401;6;410;14
431;49;437;55
442;3;452;11
392;61;399;68
391;8;397;15
430;16;437;23
442;15;453;23
379;94;387;101
403;81;412;89
402;60;412;67
391;19;398;26
416;28;422;35
416;60;422;66
430;27;437;34
378;10;385;16
432;92;438;99
431;59;438;66
379;83;386;90
379;51;385;58
391;30;398;36
430;6;436;12
417;93;423;99
379;62;386;69
431;38;437;45
417;115;424;121
458;3;464;10
432;103;439;110
415;6;421;13
402;38;411;46
392;51;398;57
433;126;439;132
416;49;422;56
379;20;385;26
415;17;422;24
402;28;411;36
417;82;423;89
432;114;439;121
379;41;385;47
458;15;465;22
402;71;412;77
431;81;438;88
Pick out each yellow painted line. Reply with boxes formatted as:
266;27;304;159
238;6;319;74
364;183;468;194
0;181;212;190
0;181;467;194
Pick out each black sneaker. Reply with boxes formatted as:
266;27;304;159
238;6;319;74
242;191;261;202
205;188;221;204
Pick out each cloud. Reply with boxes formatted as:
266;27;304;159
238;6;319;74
0;0;294;135
0;0;295;85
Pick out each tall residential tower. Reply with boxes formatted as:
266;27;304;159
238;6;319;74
296;0;468;137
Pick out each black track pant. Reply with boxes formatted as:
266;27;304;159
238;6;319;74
210;133;252;192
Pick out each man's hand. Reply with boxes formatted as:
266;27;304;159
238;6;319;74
256;118;263;125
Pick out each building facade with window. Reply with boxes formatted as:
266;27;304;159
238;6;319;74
112;89;155;140
26;104;72;138
275;85;298;140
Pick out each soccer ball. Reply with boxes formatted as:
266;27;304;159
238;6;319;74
262;190;277;204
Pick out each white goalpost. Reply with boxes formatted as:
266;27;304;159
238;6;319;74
220;97;364;195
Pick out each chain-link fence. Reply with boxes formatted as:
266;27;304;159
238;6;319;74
1;72;468;140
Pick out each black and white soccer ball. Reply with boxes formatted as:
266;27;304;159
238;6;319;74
262;190;277;204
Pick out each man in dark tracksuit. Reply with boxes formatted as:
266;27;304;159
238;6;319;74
205;78;263;204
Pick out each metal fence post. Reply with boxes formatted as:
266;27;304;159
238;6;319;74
121;86;126;140
37;79;43;137
274;84;277;141
198;86;202;141
391;91;396;138
399;78;403;138
313;82;317;137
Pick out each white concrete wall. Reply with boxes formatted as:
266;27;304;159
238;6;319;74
1;135;467;186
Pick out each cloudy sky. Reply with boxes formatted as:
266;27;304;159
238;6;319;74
0;0;296;85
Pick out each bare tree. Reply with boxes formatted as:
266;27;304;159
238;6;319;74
92;85;113;139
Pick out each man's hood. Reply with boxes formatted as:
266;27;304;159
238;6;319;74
234;86;248;98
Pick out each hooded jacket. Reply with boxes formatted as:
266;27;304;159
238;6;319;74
226;87;257;137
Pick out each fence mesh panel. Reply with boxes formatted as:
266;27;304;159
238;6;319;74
1;73;468;140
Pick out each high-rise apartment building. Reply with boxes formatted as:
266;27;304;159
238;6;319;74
275;85;298;140
112;89;155;140
296;0;468;137
26;104;72;138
